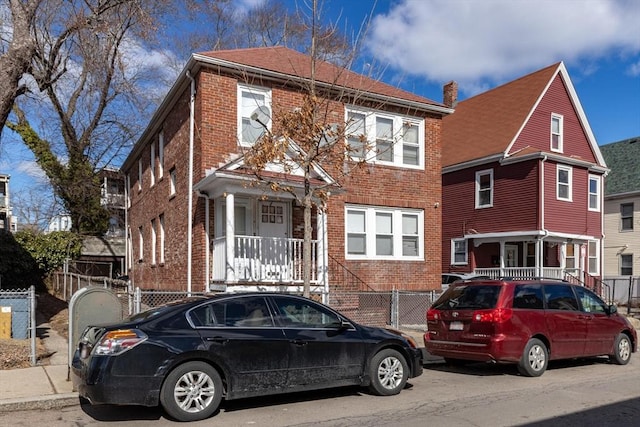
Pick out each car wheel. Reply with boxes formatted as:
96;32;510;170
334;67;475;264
160;361;223;422
518;338;548;377
611;333;632;365
368;349;409;396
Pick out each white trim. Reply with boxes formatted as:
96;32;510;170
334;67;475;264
345;205;424;260
150;142;156;187
150;218;157;265
475;169;494;209
588;174;601;212
345;106;425;169
158;130;164;179
237;83;272;147
588;239;600;275
451;238;468;265
556;164;572;202
550;113;563;153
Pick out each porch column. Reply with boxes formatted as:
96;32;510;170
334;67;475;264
317;209;329;304
226;193;236;283
536;239;543;278
499;241;506;276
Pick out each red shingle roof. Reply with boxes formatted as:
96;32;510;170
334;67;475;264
197;46;445;110
442;63;560;167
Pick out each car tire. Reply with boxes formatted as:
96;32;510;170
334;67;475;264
368;349;409;396
611;333;632;365
160;361;223;422
518;338;548;377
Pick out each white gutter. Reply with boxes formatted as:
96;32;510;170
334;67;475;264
186;70;196;294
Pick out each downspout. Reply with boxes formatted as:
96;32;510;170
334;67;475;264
186;70;196;294
200;192;210;290
538;155;548;277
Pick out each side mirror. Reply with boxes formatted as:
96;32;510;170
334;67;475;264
607;304;618;315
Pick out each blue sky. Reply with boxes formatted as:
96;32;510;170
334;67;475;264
2;0;639;198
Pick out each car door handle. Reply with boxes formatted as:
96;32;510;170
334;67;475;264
290;339;308;346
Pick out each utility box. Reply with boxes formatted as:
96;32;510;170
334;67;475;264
0;306;11;338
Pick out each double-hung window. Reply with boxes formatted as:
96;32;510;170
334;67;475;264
557;164;572;201
475;169;493;208
345;107;424;168
158;130;164;179
150;142;156;187
346;205;423;259
238;84;271;146
588;240;599;275
551;114;563;152
621;203;634;231
451;238;468;265
588;174;600;211
620;254;633;276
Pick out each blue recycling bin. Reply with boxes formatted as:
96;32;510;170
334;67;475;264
0;297;29;339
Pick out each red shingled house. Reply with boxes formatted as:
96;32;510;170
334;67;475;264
121;47;452;296
441;62;608;289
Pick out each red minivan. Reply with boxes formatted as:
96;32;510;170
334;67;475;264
424;279;637;376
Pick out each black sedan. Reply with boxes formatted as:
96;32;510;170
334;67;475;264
72;292;423;422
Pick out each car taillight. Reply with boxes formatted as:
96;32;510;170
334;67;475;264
472;308;512;323
93;329;147;356
427;308;441;321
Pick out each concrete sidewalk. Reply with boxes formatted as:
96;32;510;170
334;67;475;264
0;316;79;412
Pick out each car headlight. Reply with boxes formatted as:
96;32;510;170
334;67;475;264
93;329;148;356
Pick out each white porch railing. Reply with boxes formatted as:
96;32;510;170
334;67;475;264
212;235;319;283
474;267;580;280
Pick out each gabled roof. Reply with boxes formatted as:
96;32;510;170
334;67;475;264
600;136;640;196
194;46;449;112
442;62;602;169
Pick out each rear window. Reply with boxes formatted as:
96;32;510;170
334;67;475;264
432;284;501;310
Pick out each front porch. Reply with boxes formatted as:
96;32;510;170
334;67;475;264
474;266;581;280
211;235;322;284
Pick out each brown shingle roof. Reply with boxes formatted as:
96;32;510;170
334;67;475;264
197;46;445;110
442;63;560;167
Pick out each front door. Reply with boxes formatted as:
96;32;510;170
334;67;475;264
258;201;290;280
505;244;518;267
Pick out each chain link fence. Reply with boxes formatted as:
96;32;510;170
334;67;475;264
0;286;37;366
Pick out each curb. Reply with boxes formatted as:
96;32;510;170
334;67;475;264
0;393;80;412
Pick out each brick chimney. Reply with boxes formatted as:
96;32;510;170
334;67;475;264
443;81;458;108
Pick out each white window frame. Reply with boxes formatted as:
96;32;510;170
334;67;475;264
238;84;272;147
556;164;572;202
138;226;144;261
150;142;156;187
345;205;424;260
158;130;164;179
475;169;493;209
588;174;600;212
150;218;156;265
551;113;563;152
137;158;142;191
451;238;468;265
588;240;599;275
169;168;176;196
159;213;165;264
620;253;633;276
126;174;131;208
345;106;424;169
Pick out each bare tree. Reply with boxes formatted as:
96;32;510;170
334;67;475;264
242;0;379;297
10;183;63;230
6;0;166;234
0;0;40;142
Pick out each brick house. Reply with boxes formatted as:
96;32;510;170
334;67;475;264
441;62;608;289
121;46;452;296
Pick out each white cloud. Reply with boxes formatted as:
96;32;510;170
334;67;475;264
366;0;640;94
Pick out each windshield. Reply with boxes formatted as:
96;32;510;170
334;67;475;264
433;284;501;310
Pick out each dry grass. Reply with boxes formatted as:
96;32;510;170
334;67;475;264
0;291;69;370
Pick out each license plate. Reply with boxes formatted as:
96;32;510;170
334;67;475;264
449;321;464;331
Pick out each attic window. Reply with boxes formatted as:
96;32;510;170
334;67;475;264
551;114;563;152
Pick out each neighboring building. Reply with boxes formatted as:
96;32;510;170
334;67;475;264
441;62;607;289
600;137;640;277
47;213;72;232
0;174;16;232
121;46;453;294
